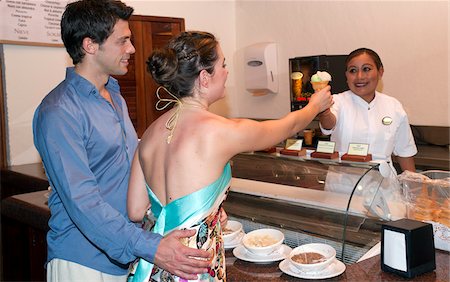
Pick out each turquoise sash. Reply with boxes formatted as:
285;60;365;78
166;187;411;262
128;163;231;282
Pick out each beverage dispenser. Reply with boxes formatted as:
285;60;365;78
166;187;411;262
289;55;348;111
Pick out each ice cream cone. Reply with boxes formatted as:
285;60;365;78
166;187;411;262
311;81;329;92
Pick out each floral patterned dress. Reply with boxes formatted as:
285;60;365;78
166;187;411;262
128;163;231;282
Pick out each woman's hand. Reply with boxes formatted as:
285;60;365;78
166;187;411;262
309;85;333;113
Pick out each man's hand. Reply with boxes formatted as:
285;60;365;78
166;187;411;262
153;229;212;280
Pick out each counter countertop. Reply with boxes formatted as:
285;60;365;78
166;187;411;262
395;144;449;171
225;248;449;281
2;190;448;282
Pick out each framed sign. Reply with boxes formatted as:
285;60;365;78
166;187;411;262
347;143;370;156
0;0;70;47
316;141;335;154
285;138;303;151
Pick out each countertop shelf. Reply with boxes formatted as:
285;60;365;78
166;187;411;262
225;248;449;281
2;190;449;282
1;153;448;281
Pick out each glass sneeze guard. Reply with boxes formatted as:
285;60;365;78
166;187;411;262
227;150;403;264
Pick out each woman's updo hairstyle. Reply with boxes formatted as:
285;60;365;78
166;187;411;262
147;31;219;98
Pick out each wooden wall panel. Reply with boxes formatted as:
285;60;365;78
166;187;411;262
114;16;185;137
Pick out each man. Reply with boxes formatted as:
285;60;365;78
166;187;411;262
33;1;211;280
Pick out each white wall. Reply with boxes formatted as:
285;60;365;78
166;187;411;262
3;45;70;165
3;0;449;165
3;0;236;165
234;0;449;126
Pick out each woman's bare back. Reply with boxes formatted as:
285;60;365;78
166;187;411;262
138;107;230;205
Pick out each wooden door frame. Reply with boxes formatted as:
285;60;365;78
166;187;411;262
0;45;7;168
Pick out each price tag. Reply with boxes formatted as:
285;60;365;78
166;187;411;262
316;141;335;154
285;139;303;151
347;143;369;156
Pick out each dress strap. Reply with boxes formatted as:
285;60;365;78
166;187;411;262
155;86;182;144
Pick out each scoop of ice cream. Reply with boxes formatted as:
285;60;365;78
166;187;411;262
311;71;332;82
311;71;332;92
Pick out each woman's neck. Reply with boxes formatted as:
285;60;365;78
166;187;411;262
181;97;209;110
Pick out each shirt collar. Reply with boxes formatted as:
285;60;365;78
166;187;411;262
350;90;379;109
65;67;120;98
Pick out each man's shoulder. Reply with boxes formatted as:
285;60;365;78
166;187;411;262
40;81;72;105
38;79;86;117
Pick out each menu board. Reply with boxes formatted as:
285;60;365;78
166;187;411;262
0;0;70;46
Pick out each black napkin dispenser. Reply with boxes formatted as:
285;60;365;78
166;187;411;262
381;218;436;278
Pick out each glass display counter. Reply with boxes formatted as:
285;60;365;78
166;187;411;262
224;151;406;264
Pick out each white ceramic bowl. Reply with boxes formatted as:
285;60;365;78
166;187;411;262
242;228;284;256
289;243;336;273
223;220;243;243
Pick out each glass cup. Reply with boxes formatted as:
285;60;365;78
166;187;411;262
291;72;303;98
303;129;314;146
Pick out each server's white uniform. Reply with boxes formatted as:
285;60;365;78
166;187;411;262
320;90;417;163
319;91;417;215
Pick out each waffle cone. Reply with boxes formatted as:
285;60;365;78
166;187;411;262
311;81;329;92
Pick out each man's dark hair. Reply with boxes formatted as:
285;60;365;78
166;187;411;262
61;0;134;64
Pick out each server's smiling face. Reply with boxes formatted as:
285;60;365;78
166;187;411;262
345;53;383;103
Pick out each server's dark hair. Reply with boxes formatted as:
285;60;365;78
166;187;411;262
346;48;383;70
61;0;133;64
147;31;219;98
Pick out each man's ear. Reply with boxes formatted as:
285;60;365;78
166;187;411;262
82;37;98;55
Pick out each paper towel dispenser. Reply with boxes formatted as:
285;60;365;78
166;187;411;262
244;42;278;95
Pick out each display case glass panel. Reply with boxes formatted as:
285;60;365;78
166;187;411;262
226;150;404;264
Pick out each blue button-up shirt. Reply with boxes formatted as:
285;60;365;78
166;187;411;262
33;67;161;275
